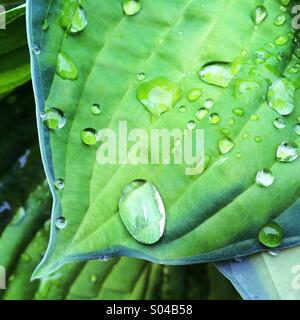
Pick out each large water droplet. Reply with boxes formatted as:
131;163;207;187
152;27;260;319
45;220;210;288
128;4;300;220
258;221;283;248
60;0;87;33
123;0;142;16
42;108;66;130
256;169;275;187
55;216;67;229
119;180;165;245
199;62;233;88
251;6;268;25
276;141;299;163
81;128;98;146
219;137;234;155
137;77;182;118
11;207;26;225
56;52;78;80
267;78;295;115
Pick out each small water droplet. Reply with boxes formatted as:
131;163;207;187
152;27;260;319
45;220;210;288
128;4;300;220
187;120;196;130
235;152;242;160
274;14;286;26
11;207;26;225
242;132;249;139
277;141;299;163
137;77;182;118
256;169;275;187
294;124;300;136
119;180;165;245
179;105;186;113
199;62;233;88
137;72;146;81
32;45;41;55
21;254;31;262
273;117;286;129
54;179;65;190
42;19;49;31
209;113;221;125
254;136;262;143
275;34;289;46
280;0;291;6
81;128;98;146
251;6;268;25
42;108;66;130
90;103;102;115
268;249;280;257
55;216;67;230
90;275;97;283
187;88;203;102
219;137;234;155
99;256;111;262
288;66;299;74
232;108;245;117
123;0;142;16
234;256;243;263
258;221;283;248
56;52;78;80
204;98;214;109
196;108;208;120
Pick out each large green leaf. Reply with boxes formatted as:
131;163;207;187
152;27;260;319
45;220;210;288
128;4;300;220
0;0;29;96
28;0;300;278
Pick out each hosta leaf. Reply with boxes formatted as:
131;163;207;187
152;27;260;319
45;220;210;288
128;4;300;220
28;0;300;278
217;198;300;300
0;0;29;95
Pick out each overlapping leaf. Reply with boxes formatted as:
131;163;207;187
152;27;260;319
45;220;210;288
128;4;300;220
28;0;300;278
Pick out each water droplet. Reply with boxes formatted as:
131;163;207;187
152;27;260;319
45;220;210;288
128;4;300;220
258;221;283;248
137;72;146;81
242;132;249;139
99;256;111;262
280;0;291;6
54;179;65;190
81;128;98;146
11;207;26;225
235;80;260;96
123;0;142;16
232;108;245;117
199;62;233;88
21;254;31;262
273;117;286;129
235;152;242;160
196;108;208;120
179;105;186;113
277;141;299;163
229;118;236;126
187;88;203;102
119;180;165;245
268;249;280;257
254;136;262;143
55;216;67;229
251;6;268;25
90;103;102;115
274;14;286;26
250;114;259;121
268;78;295;116
56;52;78;80
204;98;214;109
288;66;299;74
187;120;196;130
42;108;66;130
42;19;49;31
234;256;243;263
137;77;182;118
294;124;300;136
90;275;97;283
32;45;41;55
60;1;87;33
209;113;221;125
275;34;289;46
256;169;275;187
219;137;234;155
